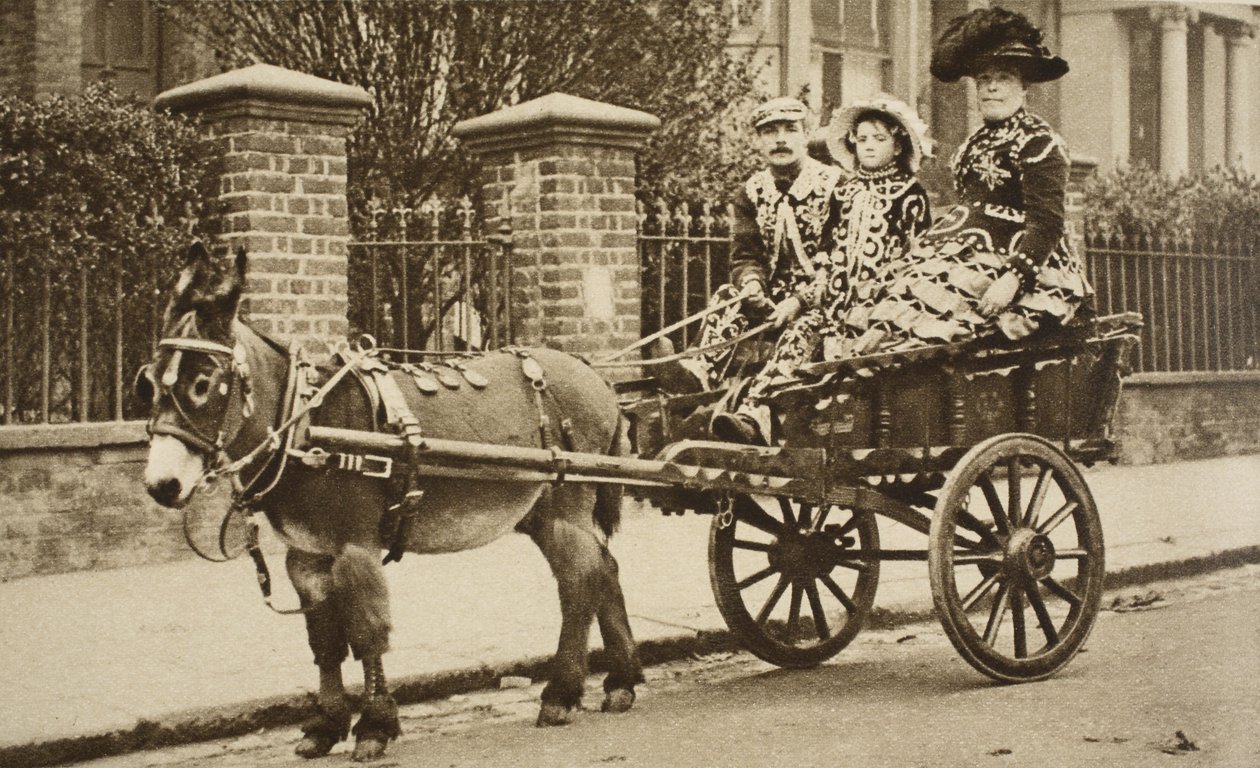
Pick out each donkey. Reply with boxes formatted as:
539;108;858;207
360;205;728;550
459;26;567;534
139;243;642;761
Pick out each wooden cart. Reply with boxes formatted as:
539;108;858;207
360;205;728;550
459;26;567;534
308;312;1142;682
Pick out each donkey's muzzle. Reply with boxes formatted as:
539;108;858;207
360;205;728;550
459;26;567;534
147;477;184;508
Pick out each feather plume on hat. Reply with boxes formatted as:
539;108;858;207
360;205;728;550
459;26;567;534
930;6;1068;84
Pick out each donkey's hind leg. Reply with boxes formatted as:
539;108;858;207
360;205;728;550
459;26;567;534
527;489;640;726
332;544;400;762
596;549;643;714
287;549;352;759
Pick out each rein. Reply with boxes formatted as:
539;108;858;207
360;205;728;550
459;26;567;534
590;321;775;369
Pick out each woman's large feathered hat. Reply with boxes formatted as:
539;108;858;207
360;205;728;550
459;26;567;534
930;6;1068;84
825;94;933;173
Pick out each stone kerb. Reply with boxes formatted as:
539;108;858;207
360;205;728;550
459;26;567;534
154;63;372;351
453;93;660;357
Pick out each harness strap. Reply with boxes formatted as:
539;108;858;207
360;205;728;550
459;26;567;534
362;358;426;566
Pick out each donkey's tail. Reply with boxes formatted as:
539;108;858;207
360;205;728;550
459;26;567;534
593;414;627;538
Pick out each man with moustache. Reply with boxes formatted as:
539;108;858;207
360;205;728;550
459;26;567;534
661;96;844;393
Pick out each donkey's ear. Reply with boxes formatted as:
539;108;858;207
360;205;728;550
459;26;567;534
186;240;212;267
209;247;246;321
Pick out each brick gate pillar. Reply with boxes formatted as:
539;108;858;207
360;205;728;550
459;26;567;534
452;93;660;357
154;63;372;351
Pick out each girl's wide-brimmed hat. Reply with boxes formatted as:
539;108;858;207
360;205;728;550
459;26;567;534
930;6;1069;84
825;94;933;173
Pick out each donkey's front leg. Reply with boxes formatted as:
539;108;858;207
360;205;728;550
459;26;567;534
288;550;352;759
333;544;400;762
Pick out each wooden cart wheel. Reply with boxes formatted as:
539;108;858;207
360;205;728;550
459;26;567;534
709;494;880;668
928;433;1105;683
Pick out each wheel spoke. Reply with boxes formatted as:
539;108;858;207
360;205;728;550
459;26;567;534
1054;548;1091;560
1037;500;1079;536
787;584;803;642
1026;584;1060;646
796;503;814;531
1011;588;1027;658
736;500;786;536
733;538;773;553
834;513;859;538
979;474;1010;535
820;574;857;614
777;497;798;529
736;565;777;590
952;549;1003;566
962;571;1001;611
955;508;1001;549
1024;467;1053;527
754;575;790;625
1041;576;1082;608
1007;458;1022;531
805;582;831;640
811;505;832;532
830;545;873;572
983;582;1012;646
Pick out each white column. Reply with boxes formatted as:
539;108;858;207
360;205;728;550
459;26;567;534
1155;5;1191;177
1225;23;1255;171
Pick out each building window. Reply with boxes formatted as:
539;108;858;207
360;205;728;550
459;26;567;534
82;0;159;100
814;0;892;118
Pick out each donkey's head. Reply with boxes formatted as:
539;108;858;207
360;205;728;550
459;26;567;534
139;242;250;507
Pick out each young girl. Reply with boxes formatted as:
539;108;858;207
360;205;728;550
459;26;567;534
712;95;932;444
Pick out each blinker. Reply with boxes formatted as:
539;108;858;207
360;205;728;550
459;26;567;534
134;364;156;404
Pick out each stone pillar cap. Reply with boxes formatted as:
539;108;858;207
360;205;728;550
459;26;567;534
453;92;661;154
154;63;372;125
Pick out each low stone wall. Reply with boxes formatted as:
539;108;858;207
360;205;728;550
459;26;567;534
1114;372;1260;465
0;423;230;581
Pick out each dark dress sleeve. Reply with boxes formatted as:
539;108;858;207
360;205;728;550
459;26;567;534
1016;133;1068;269
729;189;767;288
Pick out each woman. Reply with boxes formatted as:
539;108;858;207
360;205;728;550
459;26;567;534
711;96;932;445
854;6;1091;354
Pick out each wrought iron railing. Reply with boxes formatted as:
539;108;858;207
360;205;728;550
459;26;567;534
348;197;514;356
636;198;734;350
0;244;174;425
1085;232;1258;373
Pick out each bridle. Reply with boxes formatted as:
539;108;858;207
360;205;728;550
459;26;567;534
141;312;256;469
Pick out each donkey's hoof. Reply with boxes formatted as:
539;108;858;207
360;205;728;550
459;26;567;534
536;702;574;727
351;737;389;762
295;734;339;759
601;688;636;714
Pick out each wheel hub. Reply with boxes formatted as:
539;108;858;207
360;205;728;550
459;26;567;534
1004;528;1056;581
768;531;836;582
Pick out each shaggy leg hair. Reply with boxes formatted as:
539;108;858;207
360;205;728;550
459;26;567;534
332;544;392;660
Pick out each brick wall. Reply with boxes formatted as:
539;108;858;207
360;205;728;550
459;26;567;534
155;64;371;352
0;426;233;580
200;115;353;344
454;92;658;358
1114;374;1260;464
478;145;641;353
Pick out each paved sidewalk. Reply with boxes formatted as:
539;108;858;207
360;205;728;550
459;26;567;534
2;454;1258;766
